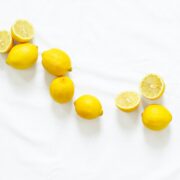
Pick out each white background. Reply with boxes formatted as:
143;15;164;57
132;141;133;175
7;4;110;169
0;0;180;180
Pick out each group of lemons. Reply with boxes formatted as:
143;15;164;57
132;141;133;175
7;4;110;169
0;20;172;131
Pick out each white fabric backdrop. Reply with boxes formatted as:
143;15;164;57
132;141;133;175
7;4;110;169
0;0;180;179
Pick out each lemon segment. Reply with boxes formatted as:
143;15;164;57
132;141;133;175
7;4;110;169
74;95;103;120
50;76;74;103
0;31;13;53
42;48;72;76
11;20;34;42
140;74;165;100
115;91;141;112
6;43;38;69
142;104;172;130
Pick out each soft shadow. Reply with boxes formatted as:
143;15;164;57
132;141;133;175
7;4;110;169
5;64;37;83
143;126;171;148
51;101;73;120
0;54;7;70
44;71;55;87
115;108;140;131
142;96;164;108
75;115;101;137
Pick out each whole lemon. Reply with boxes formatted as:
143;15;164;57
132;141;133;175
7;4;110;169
6;43;38;69
50;76;74;103
142;104;172;130
42;48;72;76
74;95;103;120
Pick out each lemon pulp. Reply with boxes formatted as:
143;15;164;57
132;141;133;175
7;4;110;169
141;74;165;100
0;31;13;53
115;91;140;112
11;20;34;42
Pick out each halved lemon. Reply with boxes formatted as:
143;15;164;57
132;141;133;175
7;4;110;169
0;31;13;53
140;74;165;100
11;20;34;42
115;91;141;112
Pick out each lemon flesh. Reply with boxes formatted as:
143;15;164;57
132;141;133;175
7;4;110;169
42;48;72;76
11;20;34;42
141;74;165;100
50;76;74;103
0;31;13;53
6;43;38;69
115;91;140;112
74;95;103;120
142;104;172;131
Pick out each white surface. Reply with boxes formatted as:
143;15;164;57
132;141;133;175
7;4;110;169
0;0;180;179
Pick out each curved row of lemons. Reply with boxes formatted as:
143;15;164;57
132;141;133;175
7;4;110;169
0;20;172;131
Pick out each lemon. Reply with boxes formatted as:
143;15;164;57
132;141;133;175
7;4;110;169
50;76;74;103
6;43;38;69
142;104;172;131
115;91;140;112
11;20;34;42
0;30;13;53
140;74;165;100
74;95;103;120
42;48;72;76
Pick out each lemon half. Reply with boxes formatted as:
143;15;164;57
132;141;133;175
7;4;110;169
140;74;165;100
11;20;34;42
115;91;141;112
0;31;13;53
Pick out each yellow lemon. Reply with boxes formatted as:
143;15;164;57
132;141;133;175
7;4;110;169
0;30;13;53
42;48;72;76
142;104;172;131
50;76;74;103
74;95;103;120
140;74;165;100
6;43;38;69
115;91;141;112
11;19;34;42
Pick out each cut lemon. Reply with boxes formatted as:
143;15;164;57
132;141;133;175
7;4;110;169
115;91;141;112
11;20;34;42
140;74;165;100
0;31;13;53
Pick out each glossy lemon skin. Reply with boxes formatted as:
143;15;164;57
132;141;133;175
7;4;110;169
142;104;172;130
50;76;74;103
6;43;38;69
74;95;103;120
42;48;72;76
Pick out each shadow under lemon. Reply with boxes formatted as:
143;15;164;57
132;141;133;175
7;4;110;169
74;113;102;137
51;100;73;120
0;54;8;70
143;126;171;148
115;107;140;131
44;70;72;87
4;63;37;85
44;70;55;87
142;95;164;108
